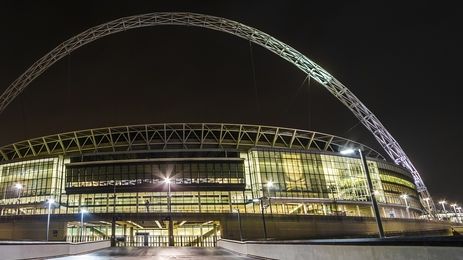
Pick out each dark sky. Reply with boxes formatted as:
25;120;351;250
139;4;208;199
0;1;461;206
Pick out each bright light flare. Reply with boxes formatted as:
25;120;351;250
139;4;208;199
400;194;408;199
164;177;171;184
340;148;356;155
15;183;23;190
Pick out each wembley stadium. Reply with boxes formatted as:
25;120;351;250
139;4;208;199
0;13;455;247
0;123;450;246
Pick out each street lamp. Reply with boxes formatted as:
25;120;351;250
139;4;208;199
80;209;88;242
438;200;447;213
438;200;447;220
164;177;174;246
46;198;55;241
232;208;243;241
265;181;274;214
400;194;410;219
456;207;462;223
15;183;23;215
340;148;385;238
450;204;458;223
251;197;268;240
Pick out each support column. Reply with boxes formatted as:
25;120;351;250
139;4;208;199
110;216;116;247
123;224;127;247
130;227;134;246
168;218;174;246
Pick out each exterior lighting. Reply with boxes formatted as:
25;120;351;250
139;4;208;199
15;183;23;215
266;181;274;195
339;148;385;238
127;220;143;229
400;194;410;218
80;209;88;242
457;207;462;224
265;181;274;212
251;197;268;239
46;198;55;241
450;204;459;223
439;200;447;213
340;148;355;155
164;177;173;246
155;220;163;229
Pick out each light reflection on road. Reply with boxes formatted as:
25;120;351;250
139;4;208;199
51;247;257;260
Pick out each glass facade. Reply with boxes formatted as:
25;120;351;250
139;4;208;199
0;148;422;219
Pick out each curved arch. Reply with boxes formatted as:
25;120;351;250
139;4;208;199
0;12;434;210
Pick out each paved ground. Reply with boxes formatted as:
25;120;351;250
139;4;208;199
51;247;256;260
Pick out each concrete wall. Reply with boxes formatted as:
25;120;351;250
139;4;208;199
0;240;110;260
221;214;453;240
0;219;67;241
218;239;463;260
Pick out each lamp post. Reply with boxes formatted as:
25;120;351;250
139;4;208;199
400;194;410;219
439;200;447;212
457;207;462;223
252;198;268;240
46;198;55;241
15;183;23;215
438;200;447;220
340;148;385;238
232;208;243;241
164;177;174;246
450;204;458;223
265;181;273;214
80;209;88;242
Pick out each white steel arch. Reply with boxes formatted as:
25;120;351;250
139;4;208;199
0;12;434;211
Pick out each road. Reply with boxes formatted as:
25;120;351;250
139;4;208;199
51;247;257;260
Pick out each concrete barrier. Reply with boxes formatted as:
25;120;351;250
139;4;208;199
218;239;463;260
0;240;110;259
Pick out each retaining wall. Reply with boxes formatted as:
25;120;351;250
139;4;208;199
0;240;110;259
218;238;463;260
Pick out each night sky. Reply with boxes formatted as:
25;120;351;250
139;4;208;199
0;1;461;206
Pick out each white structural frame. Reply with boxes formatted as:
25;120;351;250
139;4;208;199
0;123;385;162
0;12;434;211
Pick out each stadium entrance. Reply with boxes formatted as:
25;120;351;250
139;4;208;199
66;219;220;247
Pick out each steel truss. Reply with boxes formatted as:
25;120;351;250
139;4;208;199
0;123;384;162
0;12;434;211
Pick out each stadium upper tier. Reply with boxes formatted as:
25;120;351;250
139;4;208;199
0;123;385;163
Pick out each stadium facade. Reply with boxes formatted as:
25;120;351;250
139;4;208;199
0;123;439;246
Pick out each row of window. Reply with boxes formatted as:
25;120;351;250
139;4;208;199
66;162;244;188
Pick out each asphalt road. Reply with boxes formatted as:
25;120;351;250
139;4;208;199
51;247;256;260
